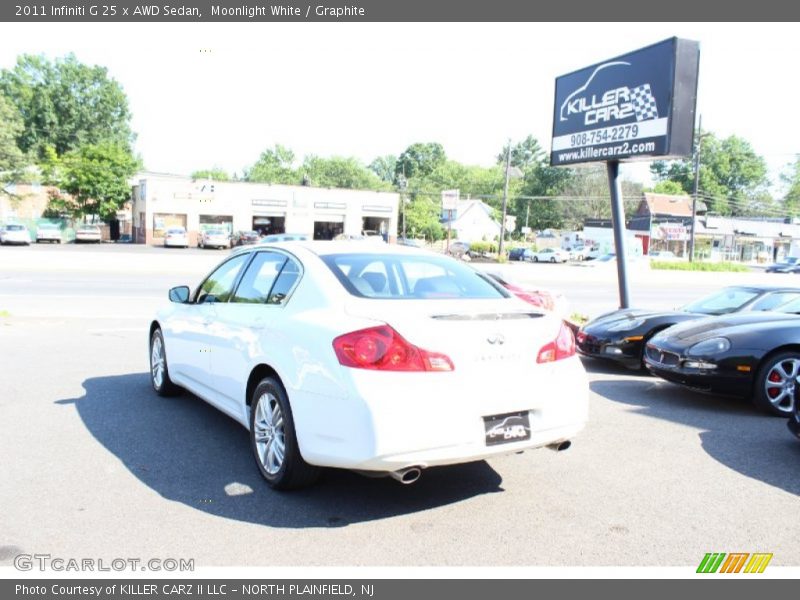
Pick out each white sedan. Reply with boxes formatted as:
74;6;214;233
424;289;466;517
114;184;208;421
0;224;31;245
532;248;571;263
149;242;588;489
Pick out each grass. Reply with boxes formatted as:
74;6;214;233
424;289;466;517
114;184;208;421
650;261;750;272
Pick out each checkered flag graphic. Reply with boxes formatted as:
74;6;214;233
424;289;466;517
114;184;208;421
630;83;658;121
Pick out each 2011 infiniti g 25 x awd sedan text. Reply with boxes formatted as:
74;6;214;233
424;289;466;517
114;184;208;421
149;242;588;489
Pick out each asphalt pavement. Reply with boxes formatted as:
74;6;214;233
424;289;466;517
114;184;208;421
0;243;798;568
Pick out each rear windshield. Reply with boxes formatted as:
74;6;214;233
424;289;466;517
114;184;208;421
7;225;25;231
167;228;185;234
322;253;509;299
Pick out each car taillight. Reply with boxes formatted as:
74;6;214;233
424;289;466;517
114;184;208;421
333;325;454;372
536;322;576;363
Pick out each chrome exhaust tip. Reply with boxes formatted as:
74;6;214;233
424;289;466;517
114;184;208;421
389;467;422;485
547;440;571;452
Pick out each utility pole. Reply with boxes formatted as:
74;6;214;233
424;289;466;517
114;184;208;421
689;114;702;263
498;138;511;257
397;168;408;241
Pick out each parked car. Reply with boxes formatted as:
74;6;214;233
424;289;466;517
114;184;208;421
75;225;102;244
0;224;31;245
567;246;592;261
484;271;569;318
199;228;231;249
577;285;800;370
508;247;535;262
766;257;800;274
647;250;679;260
532;248;570;263
446;241;471;259
163;227;188;248
150;242;588;489
36;223;63;244
233;231;261;247
644;296;800;416
262;233;310;243
396;237;423;248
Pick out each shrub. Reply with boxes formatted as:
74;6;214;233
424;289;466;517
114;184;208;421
650;261;750;272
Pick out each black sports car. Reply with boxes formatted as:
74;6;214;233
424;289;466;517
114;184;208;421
644;305;800;417
576;285;800;370
766;257;800;273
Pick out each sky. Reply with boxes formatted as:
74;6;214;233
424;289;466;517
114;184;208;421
0;22;798;192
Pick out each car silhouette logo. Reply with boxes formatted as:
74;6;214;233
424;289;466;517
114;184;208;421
487;333;505;345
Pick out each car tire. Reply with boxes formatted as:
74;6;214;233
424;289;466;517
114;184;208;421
249;377;320;490
753;351;800;417
533;256;539;262
550;257;556;263
149;328;181;397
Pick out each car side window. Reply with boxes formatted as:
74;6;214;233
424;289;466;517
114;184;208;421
232;252;288;304
750;292;800;311
196;254;250;304
267;257;302;305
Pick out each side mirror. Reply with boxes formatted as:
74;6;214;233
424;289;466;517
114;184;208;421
168;286;190;303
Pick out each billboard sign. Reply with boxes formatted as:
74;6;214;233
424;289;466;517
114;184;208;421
551;37;699;166
441;189;459;211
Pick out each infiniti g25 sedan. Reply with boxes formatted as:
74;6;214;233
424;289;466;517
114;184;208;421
149;242;588;489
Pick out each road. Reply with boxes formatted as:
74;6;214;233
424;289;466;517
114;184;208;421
0;243;798;569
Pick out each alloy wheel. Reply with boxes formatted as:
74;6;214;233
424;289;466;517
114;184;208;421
253;392;286;475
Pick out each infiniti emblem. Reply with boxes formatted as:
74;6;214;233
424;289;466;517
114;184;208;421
487;333;505;345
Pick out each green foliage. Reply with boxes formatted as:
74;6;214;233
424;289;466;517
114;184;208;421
396;142;446;179
650;261;750;272
191;167;231;181
0;53;134;160
368;155;397;183
53;142;140;221
782;158;800;217
497;135;546;171
650;131;770;216
0;93;26;188
652;180;685;195
245;144;297;184
469;240;498;254
403;193;444;242
301;155;391;190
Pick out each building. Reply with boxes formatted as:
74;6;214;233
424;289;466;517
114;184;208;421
131;173;399;245
628;192;707;256
440;199;501;243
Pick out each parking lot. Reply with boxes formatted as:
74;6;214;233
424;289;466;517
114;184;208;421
1;243;798;567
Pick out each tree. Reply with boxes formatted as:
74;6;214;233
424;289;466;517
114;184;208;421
396;143;446;179
651;132;769;215
652;180;685;195
497;135;546;172
245;144;297;184
301;155;390;190
0;93;26;189
783;157;800;218
368;155;397;183
52;142;139;221
191;168;231;181
0;53;134;160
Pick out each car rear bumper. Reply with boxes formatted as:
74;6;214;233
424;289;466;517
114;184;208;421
290;356;589;472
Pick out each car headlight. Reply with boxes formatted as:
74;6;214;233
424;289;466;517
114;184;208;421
687;337;730;356
606;318;646;332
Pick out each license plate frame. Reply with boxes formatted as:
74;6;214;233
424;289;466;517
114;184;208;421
483;411;532;446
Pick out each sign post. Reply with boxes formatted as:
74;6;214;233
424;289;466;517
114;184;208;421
551;37;699;308
441;189;459;252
